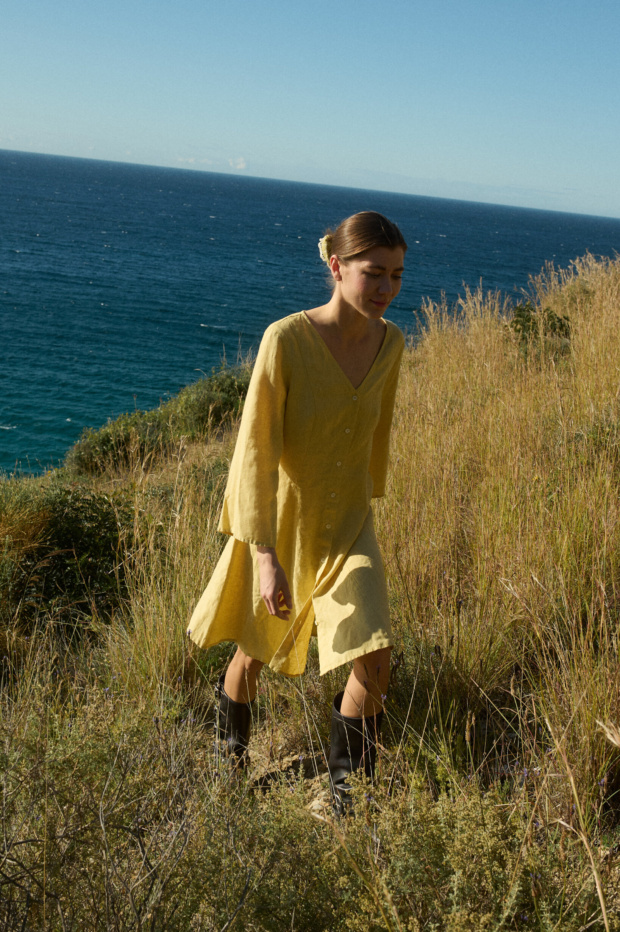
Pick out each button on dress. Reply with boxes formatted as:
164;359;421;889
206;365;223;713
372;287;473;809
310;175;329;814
188;311;404;676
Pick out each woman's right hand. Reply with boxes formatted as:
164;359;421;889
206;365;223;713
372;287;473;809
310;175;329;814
256;547;292;620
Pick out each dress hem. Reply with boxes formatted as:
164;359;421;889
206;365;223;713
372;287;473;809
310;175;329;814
187;632;394;679
318;636;394;676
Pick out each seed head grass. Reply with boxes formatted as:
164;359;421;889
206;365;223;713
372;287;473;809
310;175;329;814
2;254;620;928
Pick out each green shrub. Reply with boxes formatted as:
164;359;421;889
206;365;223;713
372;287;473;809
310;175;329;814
38;485;132;622
64;409;170;476
165;365;250;434
508;301;571;357
1;481;132;629
66;364;252;475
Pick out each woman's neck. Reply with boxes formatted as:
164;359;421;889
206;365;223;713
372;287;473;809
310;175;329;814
307;296;380;346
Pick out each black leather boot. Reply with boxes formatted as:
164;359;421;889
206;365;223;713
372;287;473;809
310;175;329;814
214;674;253;769
328;691;384;816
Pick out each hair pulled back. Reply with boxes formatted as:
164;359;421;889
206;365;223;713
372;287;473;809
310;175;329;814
318;211;407;266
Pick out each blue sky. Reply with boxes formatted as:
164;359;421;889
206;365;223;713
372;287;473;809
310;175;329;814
2;0;619;217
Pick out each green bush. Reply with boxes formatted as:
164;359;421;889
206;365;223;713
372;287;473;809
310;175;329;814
165;365;250;434
508;301;571;357
38;485;132;622
66;364;252;475
1;481;132;629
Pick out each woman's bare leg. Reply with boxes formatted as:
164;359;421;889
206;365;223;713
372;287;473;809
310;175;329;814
224;647;264;704
340;646;391;718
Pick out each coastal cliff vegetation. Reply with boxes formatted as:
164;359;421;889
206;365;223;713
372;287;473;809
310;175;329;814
2;254;620;929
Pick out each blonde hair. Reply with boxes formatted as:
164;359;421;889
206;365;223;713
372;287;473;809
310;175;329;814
318;211;407;265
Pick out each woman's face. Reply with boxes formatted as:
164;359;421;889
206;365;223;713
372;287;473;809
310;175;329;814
331;246;405;320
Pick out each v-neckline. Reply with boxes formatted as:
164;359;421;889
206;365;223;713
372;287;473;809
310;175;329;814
301;311;389;391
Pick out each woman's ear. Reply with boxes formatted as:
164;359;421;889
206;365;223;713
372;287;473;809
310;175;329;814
329;254;343;282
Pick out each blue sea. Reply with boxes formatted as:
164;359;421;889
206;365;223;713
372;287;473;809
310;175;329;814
2;149;620;475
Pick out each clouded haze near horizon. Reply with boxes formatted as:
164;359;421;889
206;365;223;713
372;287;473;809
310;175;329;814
2;0;619;217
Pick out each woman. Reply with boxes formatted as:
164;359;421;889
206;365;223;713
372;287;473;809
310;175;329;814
188;211;406;814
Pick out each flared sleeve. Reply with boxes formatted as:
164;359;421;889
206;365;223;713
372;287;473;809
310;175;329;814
218;323;290;547
368;331;404;498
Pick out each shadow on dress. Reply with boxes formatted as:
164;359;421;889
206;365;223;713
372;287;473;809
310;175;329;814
328;563;385;657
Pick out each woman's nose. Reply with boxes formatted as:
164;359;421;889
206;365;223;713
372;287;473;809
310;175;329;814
378;276;393;294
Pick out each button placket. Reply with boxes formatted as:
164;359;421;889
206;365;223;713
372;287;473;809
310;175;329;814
337;395;358;474
322;391;359;542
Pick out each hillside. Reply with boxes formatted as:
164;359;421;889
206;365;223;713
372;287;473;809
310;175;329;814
2;254;620;930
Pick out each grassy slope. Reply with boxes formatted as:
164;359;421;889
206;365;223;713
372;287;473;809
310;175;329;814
2;256;620;929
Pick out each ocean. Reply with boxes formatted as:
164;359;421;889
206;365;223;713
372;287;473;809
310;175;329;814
2;149;620;475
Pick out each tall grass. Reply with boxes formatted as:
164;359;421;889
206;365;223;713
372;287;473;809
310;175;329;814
2;255;620;929
381;256;620;816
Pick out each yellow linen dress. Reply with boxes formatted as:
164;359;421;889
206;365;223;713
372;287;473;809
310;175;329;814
188;311;404;676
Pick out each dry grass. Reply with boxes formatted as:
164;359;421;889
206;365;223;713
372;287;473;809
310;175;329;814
3;255;620;928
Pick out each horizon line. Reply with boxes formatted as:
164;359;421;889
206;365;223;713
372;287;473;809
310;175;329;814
2;146;620;224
